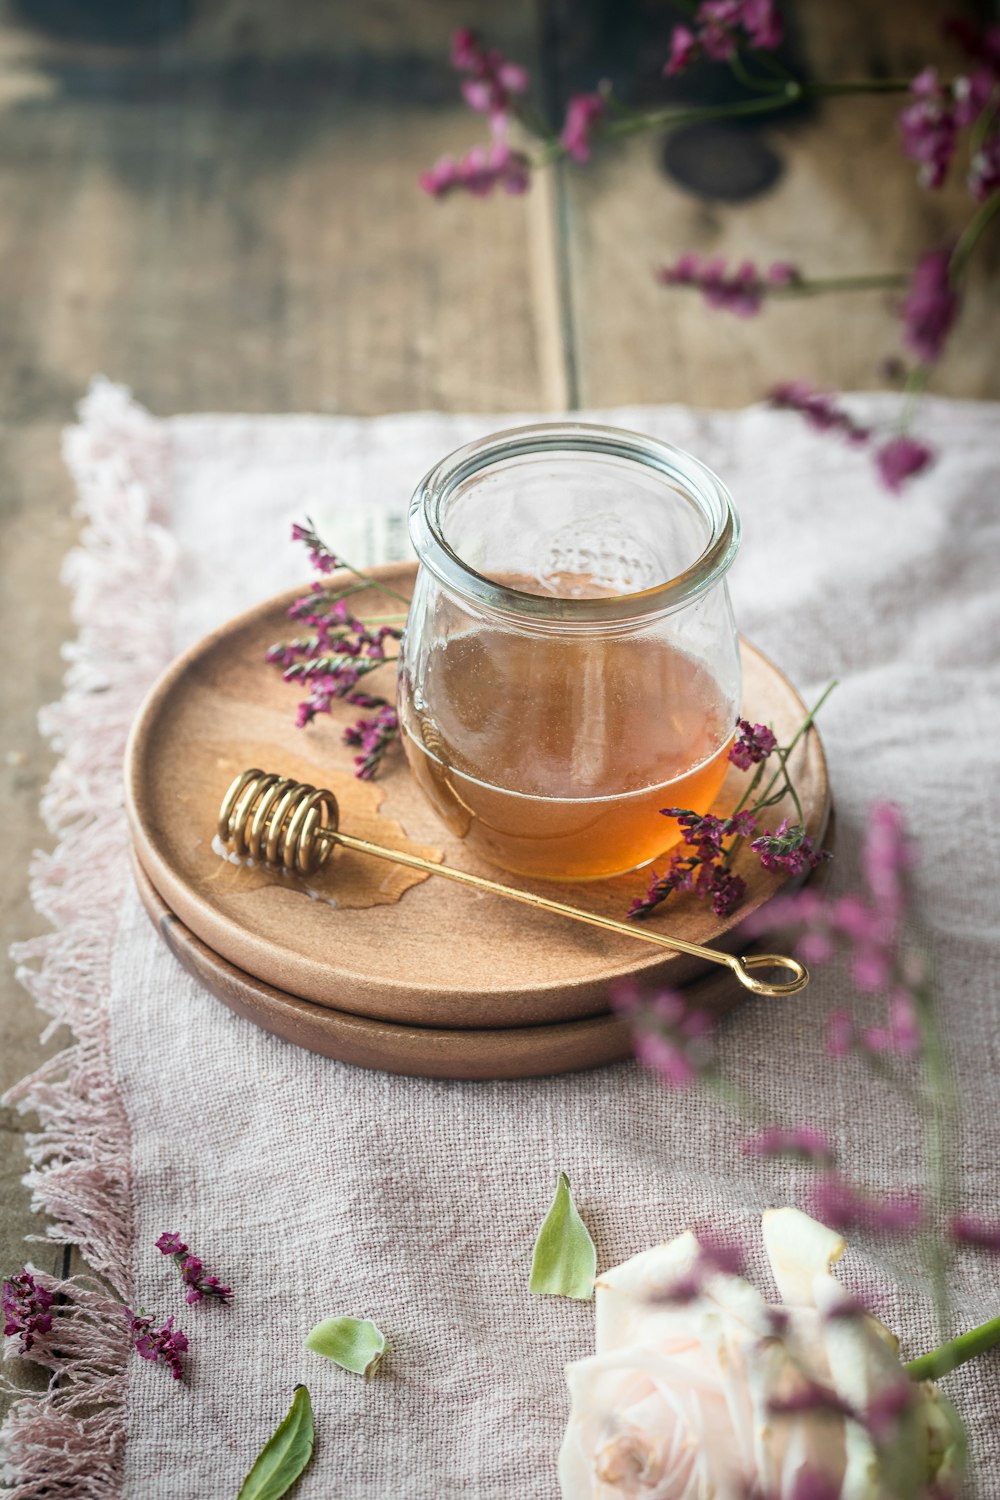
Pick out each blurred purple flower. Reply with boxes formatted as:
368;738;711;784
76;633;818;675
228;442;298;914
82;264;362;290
769;381;872;445
950;1213;1000;1253
809;1173;922;1235
449;28;529;130
665;0;782;74
614;981;715;1091
900;248;959;364
741;1125;835;1165
658;254;799;316
561;93;607;163
420;141;531;199
875;436;935;493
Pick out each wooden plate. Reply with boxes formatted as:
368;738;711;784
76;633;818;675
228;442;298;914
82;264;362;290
132;853;773;1080
124;563;830;1032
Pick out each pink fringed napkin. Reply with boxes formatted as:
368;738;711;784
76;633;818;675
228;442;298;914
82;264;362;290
4;380;1000;1498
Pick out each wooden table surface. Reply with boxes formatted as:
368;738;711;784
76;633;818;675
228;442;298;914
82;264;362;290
1;0;997;1413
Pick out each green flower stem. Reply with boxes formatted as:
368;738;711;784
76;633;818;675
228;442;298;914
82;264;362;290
775;273;908;296
914;975;958;1341
340;564;412;608
906;1313;1000;1382
752;680;838;811
950;189;1000;284
900;364;931;431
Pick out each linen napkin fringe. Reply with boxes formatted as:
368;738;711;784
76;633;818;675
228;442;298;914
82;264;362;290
1;380;176;1497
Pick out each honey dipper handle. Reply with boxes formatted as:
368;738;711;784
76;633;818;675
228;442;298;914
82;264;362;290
325;829;808;999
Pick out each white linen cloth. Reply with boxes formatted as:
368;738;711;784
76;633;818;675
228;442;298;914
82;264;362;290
25;388;1000;1495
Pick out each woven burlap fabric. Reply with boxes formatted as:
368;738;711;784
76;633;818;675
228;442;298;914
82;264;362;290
81;392;1000;1495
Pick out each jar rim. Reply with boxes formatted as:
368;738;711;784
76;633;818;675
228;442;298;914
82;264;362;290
408;421;741;624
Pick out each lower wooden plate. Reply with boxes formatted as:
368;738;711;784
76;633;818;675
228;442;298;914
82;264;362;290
124;564;831;1034
132;852;786;1080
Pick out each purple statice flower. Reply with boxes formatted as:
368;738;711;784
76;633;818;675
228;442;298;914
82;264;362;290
900;247;959;364
950;1213;1000;1253
560;92;606;163
874;435;935;493
613;981;714;1091
769;381;872;445
751;818;831;877
898;66;995;189
740;1124;835;1165
707;864;746;916
343;704;400;781
449;28;529;130
419;141;531;199
808;1173;922;1236
291;520;340;574
969;132;1000;201
629;808;753;920
899;69;962;189
664;0;782;74
157;1232;232;1305
657;254;799;317
126;1309;189;1379
2;1270;54;1355
729;717;777;770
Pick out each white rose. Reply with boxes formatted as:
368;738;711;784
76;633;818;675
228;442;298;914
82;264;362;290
558;1208;963;1500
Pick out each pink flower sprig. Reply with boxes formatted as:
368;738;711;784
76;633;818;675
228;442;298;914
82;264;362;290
657;254;799;316
628;692;834;923
126;1307;188;1380
613;981;715;1091
950;1213;1000;1253
665;0;783;75
899;65;998;192
2;1269;54;1355
741;1125;835;1165
807;1174;923;1237
419;141;531;199
449;27;529;130
267;519;408;777
156;1231;232;1305
770;381;936;495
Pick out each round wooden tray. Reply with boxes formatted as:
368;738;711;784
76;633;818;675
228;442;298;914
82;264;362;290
131;853;812;1080
124;563;830;1039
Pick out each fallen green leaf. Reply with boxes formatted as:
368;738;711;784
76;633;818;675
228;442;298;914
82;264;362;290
305;1316;386;1377
236;1385;313;1500
530;1171;597;1300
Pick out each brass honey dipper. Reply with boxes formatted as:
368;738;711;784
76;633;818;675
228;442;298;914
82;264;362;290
217;769;809;999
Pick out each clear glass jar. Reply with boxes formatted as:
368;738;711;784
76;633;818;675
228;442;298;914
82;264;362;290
398;422;741;881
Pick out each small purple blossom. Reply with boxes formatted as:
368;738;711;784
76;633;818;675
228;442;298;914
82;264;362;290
900;248;959;364
2;1270;54;1355
343;704;400;781
969;132;1000;201
809;1173;922;1236
741;1124;835;1165
449;28;529;130
419;141;531;199
561;92;607;163
658;254;800;317
157;1231;232;1305
729;718;777;770
291;520;340;574
751;818;831;877
614;981;714;1091
769;381;872;445
898;66;995;189
664;0;782;74
126;1308;189;1379
708;864;747;916
875;435;935;493
950;1213;1000;1253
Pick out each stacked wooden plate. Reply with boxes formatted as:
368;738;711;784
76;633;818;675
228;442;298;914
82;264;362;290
124;564;831;1080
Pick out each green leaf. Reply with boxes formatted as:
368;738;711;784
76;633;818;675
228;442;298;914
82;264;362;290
530;1171;597;1300
305;1316;386;1377
236;1385;313;1500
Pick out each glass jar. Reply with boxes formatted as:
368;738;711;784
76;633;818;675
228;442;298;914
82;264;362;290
398;422;741;881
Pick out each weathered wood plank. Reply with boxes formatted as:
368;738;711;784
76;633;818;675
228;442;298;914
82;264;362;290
0;0;547;1418
554;0;1000;407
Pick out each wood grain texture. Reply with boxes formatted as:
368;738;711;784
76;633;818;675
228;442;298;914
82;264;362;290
125;564;829;1035
0;0;994;1418
552;0;1000;408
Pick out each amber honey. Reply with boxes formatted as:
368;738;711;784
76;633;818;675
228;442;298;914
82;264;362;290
401;625;733;881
